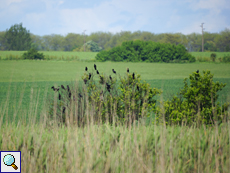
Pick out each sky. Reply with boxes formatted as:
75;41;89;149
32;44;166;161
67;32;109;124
0;0;230;36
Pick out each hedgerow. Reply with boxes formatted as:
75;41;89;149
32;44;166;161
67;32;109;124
95;40;196;63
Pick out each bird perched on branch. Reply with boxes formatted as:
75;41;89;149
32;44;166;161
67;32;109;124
62;107;66;113
96;70;99;75
67;85;70;92
78;93;83;98
196;70;199;73
89;73;91;80
132;72;135;79
61;85;65;90
59;93;61;100
51;86;59;92
127;68;129;73
106;83;111;92
109;75;112;81
94;64;97;70
112;69;116;74
85;67;88;71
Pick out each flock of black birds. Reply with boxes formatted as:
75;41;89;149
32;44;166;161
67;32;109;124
51;63;200;114
51;64;138;103
51;84;73;113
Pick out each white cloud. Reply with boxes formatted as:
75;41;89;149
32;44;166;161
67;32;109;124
193;0;230;12
0;0;229;35
4;0;23;6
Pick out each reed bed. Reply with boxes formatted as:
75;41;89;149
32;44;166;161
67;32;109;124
0;82;230;173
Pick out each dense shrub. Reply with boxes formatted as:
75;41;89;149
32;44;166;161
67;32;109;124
95;40;196;63
23;48;44;60
222;55;230;62
155;70;229;126
48;65;162;126
210;53;217;62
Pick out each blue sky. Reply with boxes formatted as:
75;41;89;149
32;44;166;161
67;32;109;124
0;0;229;36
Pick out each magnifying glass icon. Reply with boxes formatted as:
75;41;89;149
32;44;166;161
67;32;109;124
3;154;18;170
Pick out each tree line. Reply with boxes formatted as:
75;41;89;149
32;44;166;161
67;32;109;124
0;23;229;52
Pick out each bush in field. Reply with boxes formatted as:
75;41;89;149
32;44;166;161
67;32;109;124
23;48;44;60
95;40;196;63
222;55;230;62
48;66;161;126
155;70;229;126
210;53;217;62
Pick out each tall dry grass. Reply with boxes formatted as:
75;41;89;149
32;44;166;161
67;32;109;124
0;82;230;173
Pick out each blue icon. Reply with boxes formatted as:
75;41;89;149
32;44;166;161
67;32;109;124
3;154;18;170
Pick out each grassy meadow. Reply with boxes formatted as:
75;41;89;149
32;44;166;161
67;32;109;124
0;58;230;172
1;50;230;61
0;51;97;61
190;52;230;59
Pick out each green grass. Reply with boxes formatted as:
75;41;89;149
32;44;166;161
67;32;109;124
1;51;230;61
1;61;230;82
0;51;98;60
1;60;230;172
1;122;230;172
0;61;229;122
190;52;230;58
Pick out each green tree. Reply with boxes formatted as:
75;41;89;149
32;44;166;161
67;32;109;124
0;31;6;50
4;23;31;50
156;70;228;126
63;33;84;51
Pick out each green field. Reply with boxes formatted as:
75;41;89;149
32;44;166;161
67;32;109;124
0;51;98;60
1;61;230;122
190;51;230;58
1;50;230;61
1;60;230;172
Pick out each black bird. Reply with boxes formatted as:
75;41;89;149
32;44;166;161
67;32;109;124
59;93;61;100
196;70;199;73
106;83;111;92
112;69;116;74
109;75;112;81
137;85;139;91
67;85;70;92
85;67;88;71
62;107;66;114
96;70;99;75
84;78;88;84
94;64;97;70
132;72;135;79
106;83;111;90
127;68;129;73
78;93;83;98
51;86;59;92
61;85;65;90
69;92;71;98
89;73;91;80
